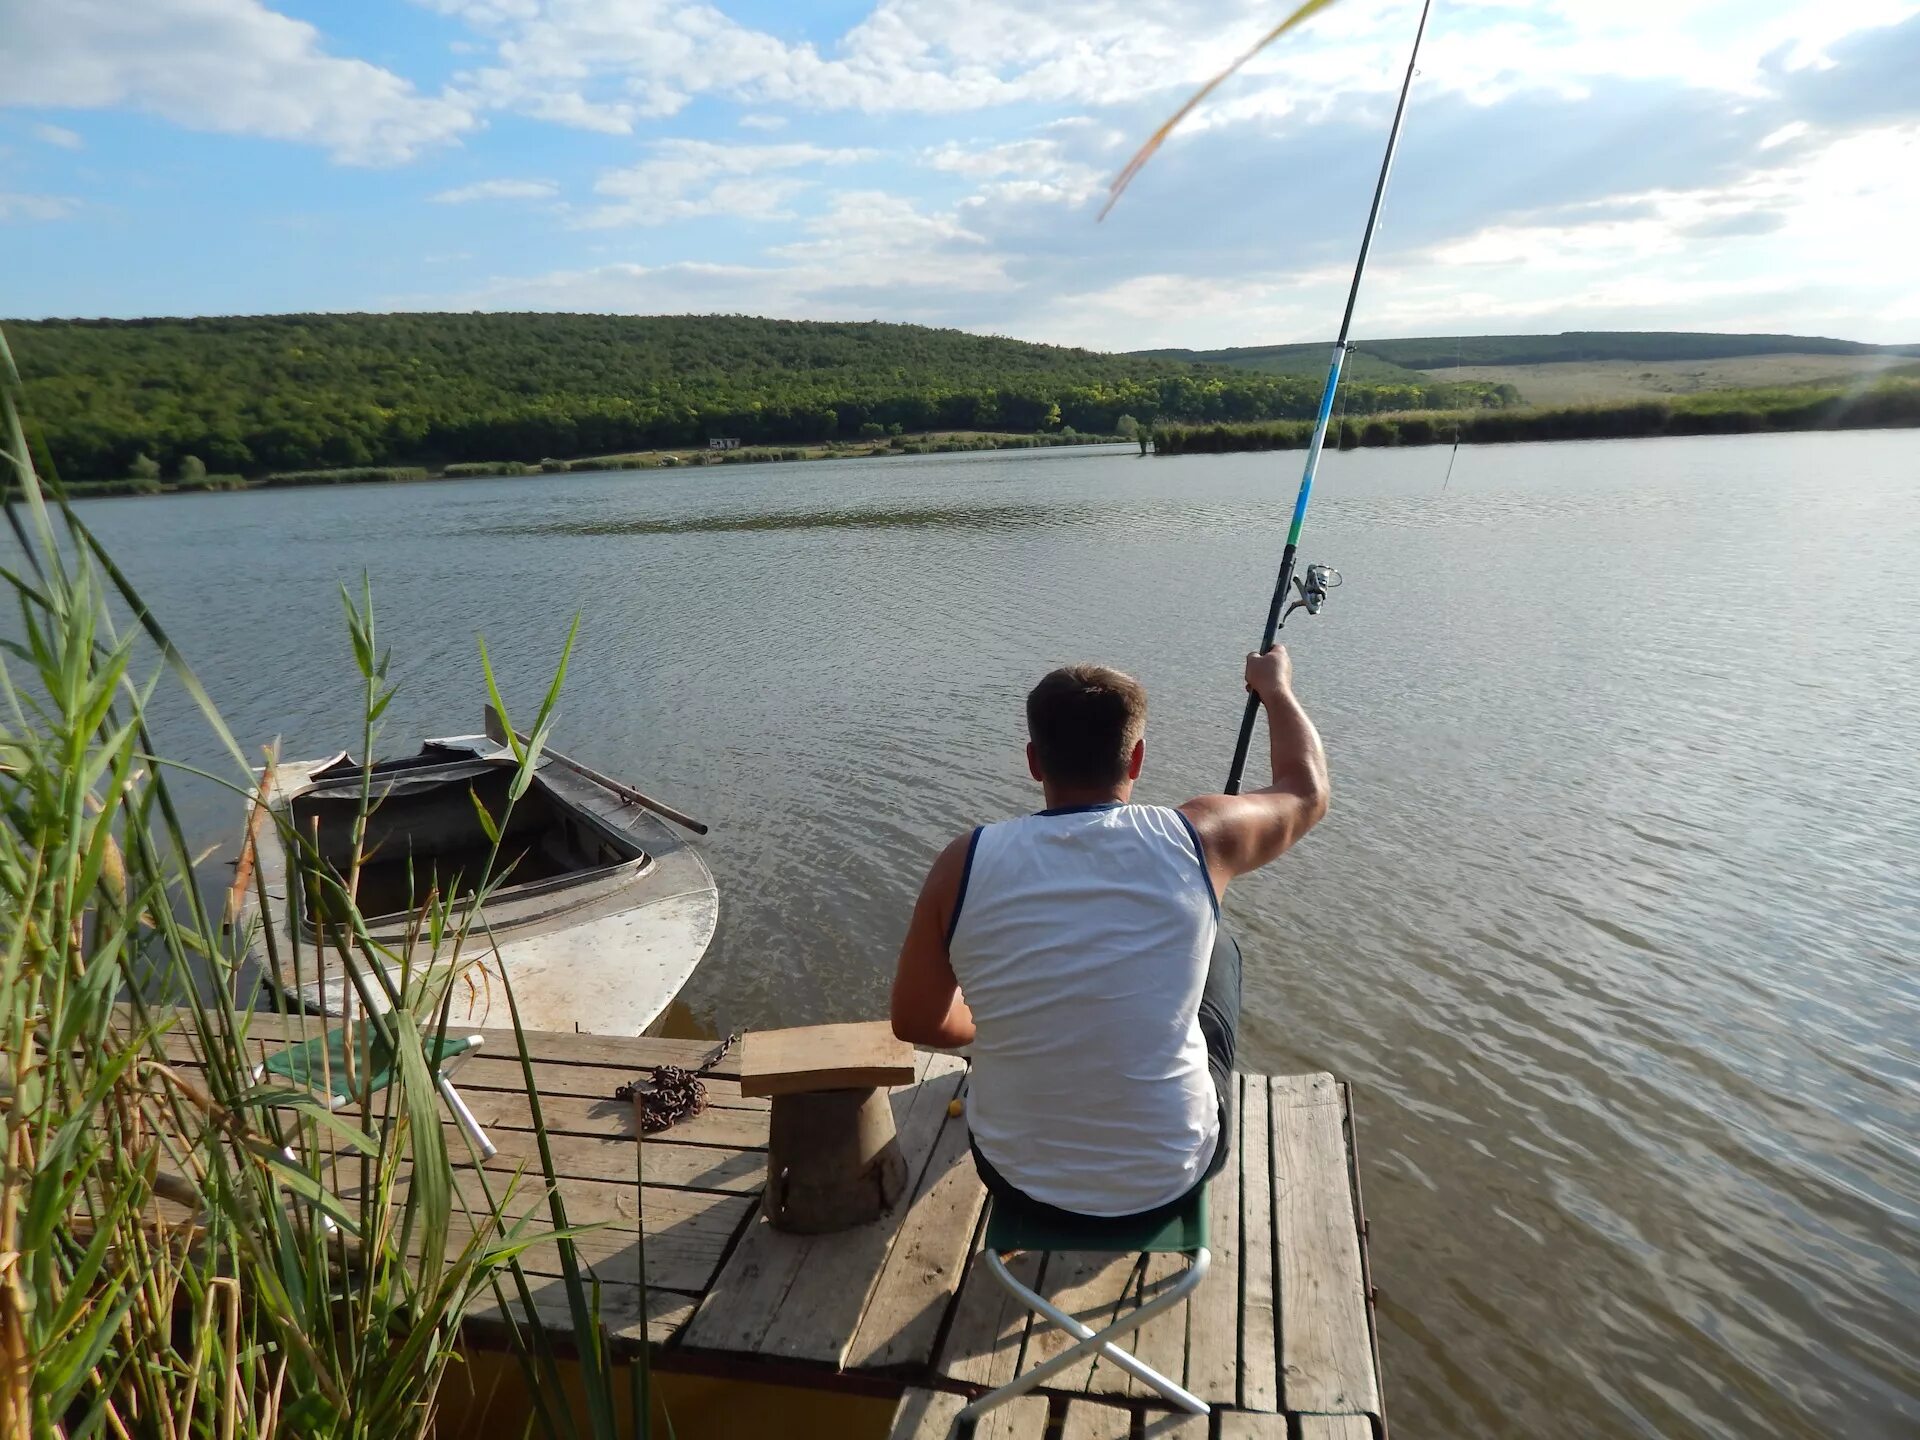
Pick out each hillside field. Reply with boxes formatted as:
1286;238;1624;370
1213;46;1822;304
1140;331;1920;403
1431;353;1919;406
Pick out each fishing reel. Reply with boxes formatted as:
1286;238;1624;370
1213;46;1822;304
1280;563;1342;627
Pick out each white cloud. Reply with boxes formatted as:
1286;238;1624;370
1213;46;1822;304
421;0;1237;129
739;113;787;131
431;177;558;202
924;137;1108;212
31;123;84;150
0;0;474;164
580;140;874;227
415;0;1917;139
413;183;1015;323
924;138;1094;183
1027;114;1920;349
0;192;80;223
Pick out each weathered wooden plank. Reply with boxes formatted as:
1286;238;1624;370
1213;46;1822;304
437;1182;752;1294
1136;1415;1207;1439
888;1388;967;1440
156;1036;767;1148
1022;1247;1141;1393
887;1387;1046;1440
976;1393;1052;1440
1270;1072;1338;1109
1239;1076;1278;1412
1187;1076;1241;1405
843;1070;987;1370
481;1030;744;1077
1059;1398;1134;1439
150;1031;764;1108
451;1056;766;1110
940;1246;1044;1389
1272;1079;1378;1417
464;1090;768;1150
680;1054;940;1355
1215;1414;1287;1440
756;1057;966;1361
453;1229;721;1296
462;1280;699;1352
444;1168;743;1231
1122;1251;1190;1401
147;1016;743;1079
1297;1417;1373;1440
446;1127;762;1193
739;1022;917;1097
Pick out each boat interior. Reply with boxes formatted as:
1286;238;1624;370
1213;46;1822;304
289;756;647;926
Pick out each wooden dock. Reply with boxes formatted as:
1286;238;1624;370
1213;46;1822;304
159;1016;1385;1438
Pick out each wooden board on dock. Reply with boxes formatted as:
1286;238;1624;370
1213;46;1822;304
1273;1077;1379;1416
737;1021;917;1097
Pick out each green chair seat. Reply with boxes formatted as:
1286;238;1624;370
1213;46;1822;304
260;1025;480;1107
984;1181;1209;1256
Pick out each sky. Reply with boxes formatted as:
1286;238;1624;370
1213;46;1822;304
3;0;1918;351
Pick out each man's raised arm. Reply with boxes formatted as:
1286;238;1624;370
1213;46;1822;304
1179;646;1330;893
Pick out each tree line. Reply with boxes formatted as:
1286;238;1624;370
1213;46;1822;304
7;313;1510;481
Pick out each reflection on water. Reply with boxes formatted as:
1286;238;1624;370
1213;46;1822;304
496;501;1091;536
72;433;1920;1439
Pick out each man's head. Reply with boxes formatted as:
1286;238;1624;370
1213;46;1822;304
1025;664;1148;796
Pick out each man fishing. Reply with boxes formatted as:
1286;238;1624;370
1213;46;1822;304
889;647;1329;1219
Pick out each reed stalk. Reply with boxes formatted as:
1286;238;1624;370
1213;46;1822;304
0;326;649;1440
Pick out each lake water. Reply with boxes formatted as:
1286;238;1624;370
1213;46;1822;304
76;431;1920;1438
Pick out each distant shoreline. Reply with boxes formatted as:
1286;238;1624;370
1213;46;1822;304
39;380;1920;498
49;430;1130;500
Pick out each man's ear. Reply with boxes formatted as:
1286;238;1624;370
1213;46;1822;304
1026;741;1045;783
1127;737;1145;781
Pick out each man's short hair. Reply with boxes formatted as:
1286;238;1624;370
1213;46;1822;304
1026;665;1148;787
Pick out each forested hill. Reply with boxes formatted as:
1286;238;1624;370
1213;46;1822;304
8;313;1503;481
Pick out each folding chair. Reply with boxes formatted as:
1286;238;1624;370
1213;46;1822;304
960;1183;1210;1420
254;1024;497;1161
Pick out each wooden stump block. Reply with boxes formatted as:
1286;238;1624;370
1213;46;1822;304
744;1022;919;1235
766;1084;909;1233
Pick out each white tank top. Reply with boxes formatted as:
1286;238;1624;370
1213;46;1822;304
948;802;1221;1216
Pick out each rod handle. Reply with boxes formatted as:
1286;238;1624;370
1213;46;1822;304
1225;690;1264;796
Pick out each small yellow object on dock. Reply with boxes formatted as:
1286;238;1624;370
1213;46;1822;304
947;1097;964;1117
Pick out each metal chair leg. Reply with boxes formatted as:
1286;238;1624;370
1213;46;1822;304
960;1247;1210;1420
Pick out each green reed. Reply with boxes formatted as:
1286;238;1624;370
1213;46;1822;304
0;325;649;1440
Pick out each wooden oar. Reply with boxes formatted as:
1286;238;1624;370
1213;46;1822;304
225;757;277;928
483;706;709;836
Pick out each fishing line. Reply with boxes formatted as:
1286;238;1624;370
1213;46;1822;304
1225;0;1438;794
1440;332;1463;492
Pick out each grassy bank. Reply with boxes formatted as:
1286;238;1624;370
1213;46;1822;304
1151;378;1920;455
51;431;1125;499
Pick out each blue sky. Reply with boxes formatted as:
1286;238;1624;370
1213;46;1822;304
3;0;1918;349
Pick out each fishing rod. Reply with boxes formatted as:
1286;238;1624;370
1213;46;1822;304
1225;0;1437;794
